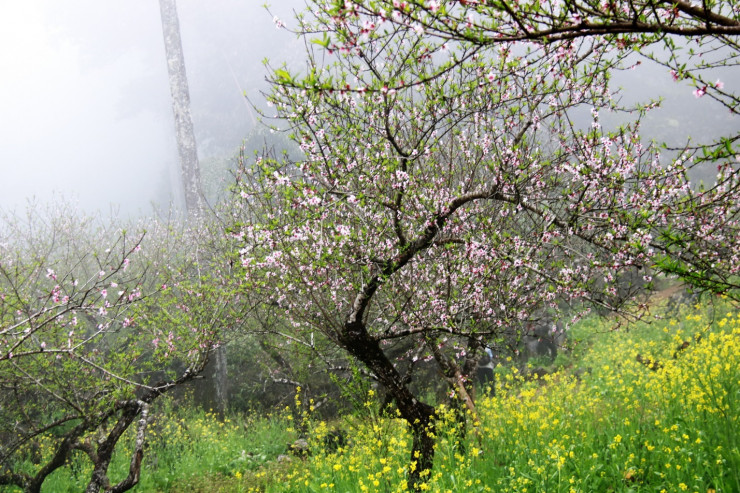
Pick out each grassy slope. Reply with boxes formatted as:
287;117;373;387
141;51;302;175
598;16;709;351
26;297;740;493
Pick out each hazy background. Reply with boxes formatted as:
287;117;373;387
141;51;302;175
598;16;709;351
0;1;736;217
0;0;301;216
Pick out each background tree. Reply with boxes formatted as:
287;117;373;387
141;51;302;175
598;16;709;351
159;0;231;414
237;2;739;489
159;0;204;214
0;206;243;492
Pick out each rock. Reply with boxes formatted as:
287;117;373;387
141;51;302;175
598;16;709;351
289;438;310;457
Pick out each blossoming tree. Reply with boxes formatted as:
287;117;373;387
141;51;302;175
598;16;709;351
341;0;739;112
0;208;243;493
237;1;739;488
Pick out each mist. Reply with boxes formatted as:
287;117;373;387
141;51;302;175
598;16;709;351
0;0;301;217
0;1;736;217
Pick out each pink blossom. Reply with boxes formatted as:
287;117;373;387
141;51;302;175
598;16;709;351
715;79;724;89
693;86;706;98
49;285;63;304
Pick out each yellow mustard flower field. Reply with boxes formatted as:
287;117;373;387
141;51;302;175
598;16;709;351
25;300;739;493
261;301;739;493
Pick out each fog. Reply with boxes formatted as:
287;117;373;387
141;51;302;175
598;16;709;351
0;0;301;217
0;1;736;217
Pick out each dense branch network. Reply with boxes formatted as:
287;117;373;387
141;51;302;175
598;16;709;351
240;1;739;488
0;210;245;492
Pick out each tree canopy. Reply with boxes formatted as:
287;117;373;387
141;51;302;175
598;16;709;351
0;208;245;492
240;0;739;488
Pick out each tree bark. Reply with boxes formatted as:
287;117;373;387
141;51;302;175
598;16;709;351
211;346;229;415
25;421;92;493
159;0;203;215
425;335;482;455
339;321;435;490
79;401;152;493
159;0;228;414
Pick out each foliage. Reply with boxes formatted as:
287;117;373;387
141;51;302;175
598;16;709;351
21;300;735;492
0;205;244;492
237;0;739;487
263;301;740;492
225;330;350;417
14;401;294;493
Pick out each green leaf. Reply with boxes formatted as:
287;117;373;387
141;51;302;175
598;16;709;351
311;34;331;48
275;68;293;83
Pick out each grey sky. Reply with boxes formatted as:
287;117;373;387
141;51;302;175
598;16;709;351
1;1;172;215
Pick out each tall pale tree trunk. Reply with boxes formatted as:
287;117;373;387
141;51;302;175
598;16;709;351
159;0;227;415
159;0;203;214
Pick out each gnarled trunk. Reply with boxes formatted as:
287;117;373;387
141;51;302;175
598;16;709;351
340;321;435;490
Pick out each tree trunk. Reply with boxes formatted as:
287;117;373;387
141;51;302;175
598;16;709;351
425;335;482;456
340;321;435;490
158;0;203;215
85;401;148;493
211;346;229;415
159;0;228;414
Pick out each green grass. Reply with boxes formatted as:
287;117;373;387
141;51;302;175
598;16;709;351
24;408;294;492
20;298;740;492
268;299;740;492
